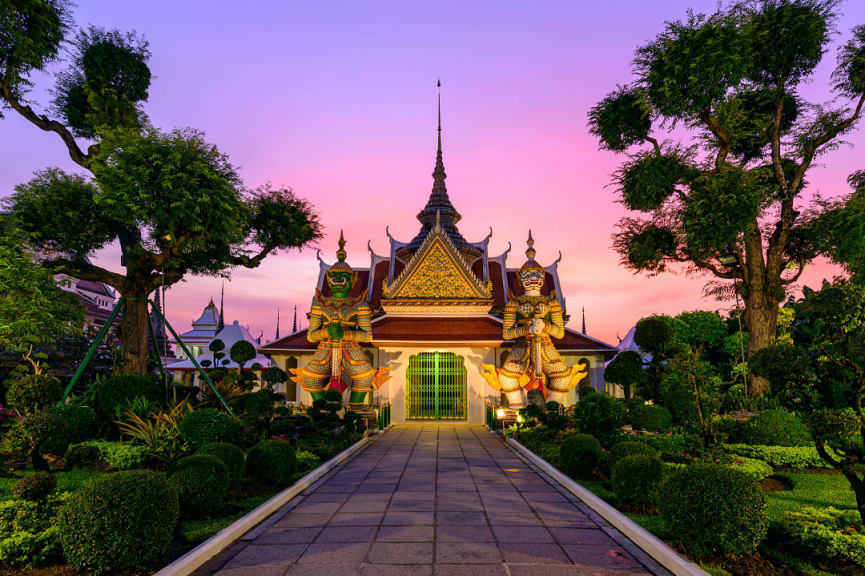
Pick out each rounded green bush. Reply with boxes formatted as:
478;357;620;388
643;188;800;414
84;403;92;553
178;408;243;450
609;440;658;467
559;434;601;479
630;404;673;432
742;409;812;447
44;405;98;455
63;444;100;470
59;470;179;575
86;374;163;420
611;455;663;507
657;464;768;555
7;374;61;415
572;394;625;445
11;471;57;501
246;439;297;486
197;442;245;483
169;455;229;518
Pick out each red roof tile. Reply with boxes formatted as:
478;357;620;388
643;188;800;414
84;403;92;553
371;316;504;342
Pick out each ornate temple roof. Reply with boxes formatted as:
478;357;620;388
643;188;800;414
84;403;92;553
172;320;272;371
397;84;481;261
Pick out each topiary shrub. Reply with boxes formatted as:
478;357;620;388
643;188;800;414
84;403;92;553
0;496;65;567
43;405;98;455
178;408;243;450
573;393;625;446
559;434;602;479
630;404;673;432
63;444;100;470
657;464;768;555
639;433;685;453
780;507;865;570
59;470;179;575
246;439;297;486
722;443;832;469
169;455;229;518
611;454;663;508
22;412;64;471
11;472;56;502
295;449;321;473
741;409;812;447
7;374;62;415
73;440;148;469
197;442;245;484
609;440;658;467
726;456;774;481
86;374;162;421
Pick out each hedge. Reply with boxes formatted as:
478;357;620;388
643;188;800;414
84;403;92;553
721;444;832;470
726;456;774;481
780;507;865;569
638;433;686;453
72;440;148;469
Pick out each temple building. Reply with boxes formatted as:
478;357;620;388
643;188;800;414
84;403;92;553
259;101;616;423
170;298;222;361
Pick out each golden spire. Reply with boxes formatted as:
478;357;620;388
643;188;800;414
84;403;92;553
526;230;537;261
336;229;347;262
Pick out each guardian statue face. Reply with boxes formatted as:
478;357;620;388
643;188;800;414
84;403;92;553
519;268;545;292
327;270;353;298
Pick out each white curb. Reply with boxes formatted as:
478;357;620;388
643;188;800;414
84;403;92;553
155;434;372;576
506;436;708;576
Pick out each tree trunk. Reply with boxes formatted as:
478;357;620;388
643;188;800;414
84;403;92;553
743;292;779;396
117;293;151;375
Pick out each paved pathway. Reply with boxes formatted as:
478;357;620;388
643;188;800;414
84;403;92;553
206;425;670;576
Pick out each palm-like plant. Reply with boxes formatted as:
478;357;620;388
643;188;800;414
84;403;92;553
116;400;193;463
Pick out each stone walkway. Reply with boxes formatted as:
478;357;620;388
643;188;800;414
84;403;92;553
206;425;671;576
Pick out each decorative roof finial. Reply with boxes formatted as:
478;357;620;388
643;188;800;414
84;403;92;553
292;305;298;333
526;230;537;261
336;229;347;262
432;79;446;189
218;281;225;331
434;209;442;232
582;307;587;335
275;308;280;340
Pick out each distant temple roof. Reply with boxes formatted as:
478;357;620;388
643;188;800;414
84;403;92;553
172;320;271;371
171;299;220;343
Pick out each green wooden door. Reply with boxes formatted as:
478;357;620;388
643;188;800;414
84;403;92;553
406;352;467;420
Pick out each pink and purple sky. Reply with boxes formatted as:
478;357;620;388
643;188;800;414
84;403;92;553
2;1;864;345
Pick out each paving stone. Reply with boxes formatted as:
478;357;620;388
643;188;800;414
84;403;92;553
492;525;554;543
486;512;542;527
287;562;361;575
315;526;379;542
360;565;434;576
382;511;435;525
272;513;334;529
436;524;495;543
433;565;506;576
437;483;477;493
436;511;489;525
304;492;351;503
497;542;570;564
357;483;398;493
291;501;344;515
216;566;289;576
298;542;371;564
329;512;385;526
256;527;321;544
435;542;501;564
561;544;644;571
376;525;435;542
224;543;308;567
553;528;617;546
368;542;434;564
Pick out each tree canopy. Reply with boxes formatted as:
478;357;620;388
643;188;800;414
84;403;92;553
589;0;865;394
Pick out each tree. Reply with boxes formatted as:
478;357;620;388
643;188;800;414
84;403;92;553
229;340;256;371
810;170;865;283
589;1;865;395
0;228;84;373
604;350;644;398
754;281;865;523
1;4;321;374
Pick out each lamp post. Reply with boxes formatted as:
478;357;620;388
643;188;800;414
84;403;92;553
719;254;748;393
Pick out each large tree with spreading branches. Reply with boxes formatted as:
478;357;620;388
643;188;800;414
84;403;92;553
588;0;865;395
1;1;321;374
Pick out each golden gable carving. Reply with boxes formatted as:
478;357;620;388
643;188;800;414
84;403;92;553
391;240;480;298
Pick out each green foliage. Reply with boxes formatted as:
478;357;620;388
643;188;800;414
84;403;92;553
52;27;150;138
295;449;321;473
611;454;663;507
750;344;815;403
63;443;100;470
6;373;61;415
74;440;147;469
780;507;865;569
618;151;695;212
178;407;243;450
835;24;865;97
657;464;768;555
672;310;727;349
0;0;70;95
246;439;297;487
634;315;675;357
722;443;831;469
609;440;658;467
22;412;64;469
683;168;761;252
0;229;84;367
660;373;699;427
639;433;686;454
169;454;229;518
43;404;97;455
630;404;673;432
85;373;162;421
0;495;65;567
559;433;601;479
617;222;678;273
59;470;178;575
740;409;812;446
726;456;774;481
229;339;256;368
588;86;653;152
604;351;645;398
573;393;624;446
261;366;288;389
11;471;56;501
197;442;245;484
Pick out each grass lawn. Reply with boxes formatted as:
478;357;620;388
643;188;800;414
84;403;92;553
765;472;857;522
179;493;277;544
0;467;105;499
